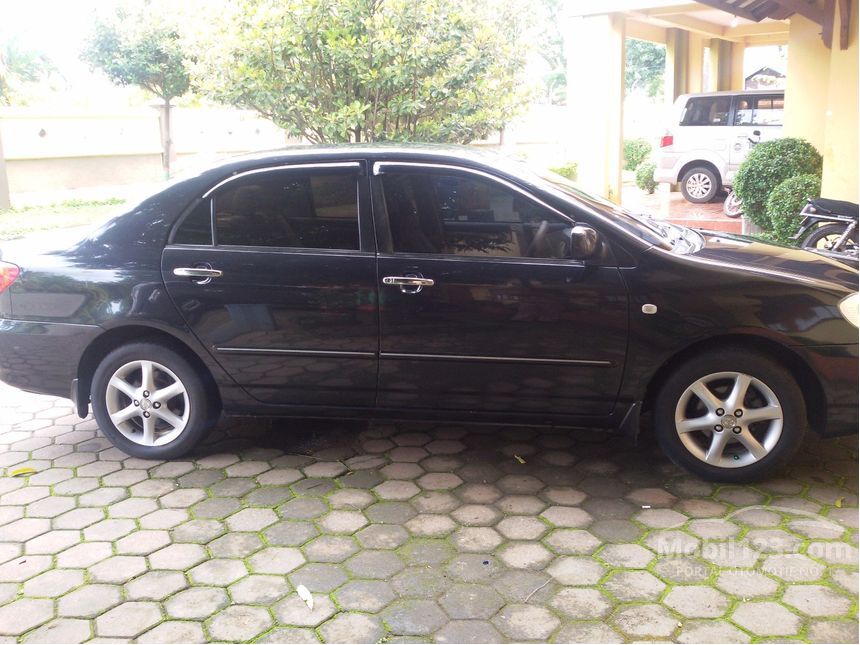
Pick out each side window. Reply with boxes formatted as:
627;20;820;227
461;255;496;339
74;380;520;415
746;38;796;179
735;95;784;126
213;171;359;249
381;172;572;260
680;96;730;126
173;200;213;245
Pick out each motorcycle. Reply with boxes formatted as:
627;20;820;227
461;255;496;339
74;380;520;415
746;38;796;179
794;197;858;265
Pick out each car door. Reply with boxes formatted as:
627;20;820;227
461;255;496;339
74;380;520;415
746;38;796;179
161;161;379;407
371;161;628;417
728;93;785;175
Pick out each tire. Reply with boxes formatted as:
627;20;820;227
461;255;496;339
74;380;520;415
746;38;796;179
723;191;743;218
681;167;720;203
91;341;219;459
801;223;859;254
654;348;806;483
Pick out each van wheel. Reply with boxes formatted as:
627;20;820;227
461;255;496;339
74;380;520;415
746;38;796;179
681;167;720;203
654;348;805;482
91;342;219;459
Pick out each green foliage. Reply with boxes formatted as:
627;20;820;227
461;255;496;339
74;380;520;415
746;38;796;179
626;39;665;98
623;138;651;171
81;6;190;103
0;39;55;105
548;162;578;182
636;162;658;194
536;0;566;105
733;138;822;230
0;198;125;241
765;174;821;244
195;0;533;143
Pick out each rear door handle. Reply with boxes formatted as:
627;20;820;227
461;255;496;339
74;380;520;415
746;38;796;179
382;275;434;294
173;266;222;284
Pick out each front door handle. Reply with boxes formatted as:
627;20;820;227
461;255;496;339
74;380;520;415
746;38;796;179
174;266;222;284
382;275;434;294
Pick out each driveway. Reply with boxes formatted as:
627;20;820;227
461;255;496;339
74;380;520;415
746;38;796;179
0;382;856;643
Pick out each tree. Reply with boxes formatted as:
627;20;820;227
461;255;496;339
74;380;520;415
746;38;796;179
536;0;566;105
626;39;665;98
0;40;55;105
195;0;533;144
82;6;191;177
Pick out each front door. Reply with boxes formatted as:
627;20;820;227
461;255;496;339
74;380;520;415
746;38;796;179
161;162;378;407
728;93;784;174
372;163;628;417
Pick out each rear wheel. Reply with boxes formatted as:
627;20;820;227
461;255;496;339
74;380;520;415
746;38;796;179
802;223;858;255
681;167;720;203
91;342;218;459
654;349;805;482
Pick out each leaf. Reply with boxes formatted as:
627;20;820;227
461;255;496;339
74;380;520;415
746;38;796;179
835;497;844;508
10;467;36;477
514;455;526;464
296;584;313;610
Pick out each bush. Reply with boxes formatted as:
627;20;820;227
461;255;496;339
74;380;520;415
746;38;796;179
636;162;658;194
548;161;578;182
766;174;821;244
624;138;652;171
733;138;822;231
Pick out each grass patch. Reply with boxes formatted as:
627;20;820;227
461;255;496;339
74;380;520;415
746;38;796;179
0;198;126;241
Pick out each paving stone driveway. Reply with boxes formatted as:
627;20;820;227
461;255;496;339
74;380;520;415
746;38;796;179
0;381;857;644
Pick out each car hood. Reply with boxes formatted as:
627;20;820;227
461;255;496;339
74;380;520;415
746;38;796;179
687;230;858;291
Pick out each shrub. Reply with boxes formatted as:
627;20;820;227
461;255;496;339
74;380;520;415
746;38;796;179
624;138;652;171
766;174;821;244
549;161;578;182
733;138;822;231
636;162;658;194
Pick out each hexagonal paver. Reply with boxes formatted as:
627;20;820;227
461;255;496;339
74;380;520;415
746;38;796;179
715;569;778;597
452;527;503;552
540;505;592;528
545;555;604;584
125;570;187;600
603;569;665;601
95;601;162;638
274;593;337;627
189;557;249;584
496;516;547;540
317;510;368;534
246;546;305;575
439;583;505;619
148;543;207;570
115;529;171;555
664;585;730;617
289;562;348;593
782;584;853;616
731;601;802;636
165;587;229;620
229;574;289;604
612;603;678;639
88;555;147;583
373;480;420;500
676;620;751;644
22;568;83;597
137;621;206;644
346;549;405;578
550;587;612;619
319;613;383;644
225;507;278;531
303;535;359;562
382;599;448;636
405;513;457;537
762;553;826;582
0;598;54;636
356;524;409;549
207;605;272;641
492;604;559;640
20;617;93;644
58;584;121;618
335;580;396;612
435;619;504;644
498;542;554;570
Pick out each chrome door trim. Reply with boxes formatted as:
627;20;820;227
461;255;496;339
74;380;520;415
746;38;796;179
202;161;363;199
380;352;612;367
215;347;376;359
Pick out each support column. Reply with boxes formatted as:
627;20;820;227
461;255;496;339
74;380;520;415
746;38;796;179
566;13;625;203
664;28;689;102
708;39;741;90
0;130;10;210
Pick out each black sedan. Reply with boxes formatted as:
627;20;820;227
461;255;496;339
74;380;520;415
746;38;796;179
0;145;857;482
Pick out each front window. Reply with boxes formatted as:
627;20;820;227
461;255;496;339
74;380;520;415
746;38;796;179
734;95;784;126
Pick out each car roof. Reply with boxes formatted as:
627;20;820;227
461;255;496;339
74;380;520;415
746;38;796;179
676;88;784;100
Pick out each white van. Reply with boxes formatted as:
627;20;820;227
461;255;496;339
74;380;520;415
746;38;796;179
654;89;785;203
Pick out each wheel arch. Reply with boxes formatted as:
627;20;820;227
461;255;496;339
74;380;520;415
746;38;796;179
679;159;724;187
642;334;827;434
76;324;221;417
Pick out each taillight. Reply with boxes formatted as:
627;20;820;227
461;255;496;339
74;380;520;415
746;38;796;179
660;134;674;148
0;261;20;293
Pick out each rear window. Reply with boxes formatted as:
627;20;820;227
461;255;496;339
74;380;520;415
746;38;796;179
734;95;784;126
680;96;731;126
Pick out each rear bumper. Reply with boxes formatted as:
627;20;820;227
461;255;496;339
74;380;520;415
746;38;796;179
0;318;100;399
801;343;859;437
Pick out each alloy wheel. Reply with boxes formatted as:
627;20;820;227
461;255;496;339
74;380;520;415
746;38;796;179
105;359;190;446
674;371;783;468
685;172;713;199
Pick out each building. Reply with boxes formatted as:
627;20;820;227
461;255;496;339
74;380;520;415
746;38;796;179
566;0;858;204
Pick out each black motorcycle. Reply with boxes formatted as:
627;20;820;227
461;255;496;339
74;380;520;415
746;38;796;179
794;198;858;265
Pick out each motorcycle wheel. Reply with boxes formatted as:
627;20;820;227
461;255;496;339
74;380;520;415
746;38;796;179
802;223;859;254
723;191;743;218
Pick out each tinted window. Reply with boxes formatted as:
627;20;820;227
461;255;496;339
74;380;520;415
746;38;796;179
734;95;784;126
173;200;213;245
214;171;359;249
681;96;730;126
382;172;572;259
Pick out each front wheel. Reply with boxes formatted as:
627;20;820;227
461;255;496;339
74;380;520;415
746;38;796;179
801;223;859;255
681;167;720;203
654;349;806;482
91;342;218;459
723;191;743;218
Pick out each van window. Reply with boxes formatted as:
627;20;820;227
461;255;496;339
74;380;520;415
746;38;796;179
734;95;784;126
680;96;730;126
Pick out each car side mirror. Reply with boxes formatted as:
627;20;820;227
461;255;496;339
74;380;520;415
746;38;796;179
568;225;600;261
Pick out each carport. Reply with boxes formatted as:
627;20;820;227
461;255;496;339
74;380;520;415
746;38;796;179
565;0;858;205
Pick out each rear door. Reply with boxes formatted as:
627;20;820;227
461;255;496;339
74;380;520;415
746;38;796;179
728;93;785;175
161;161;379;407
